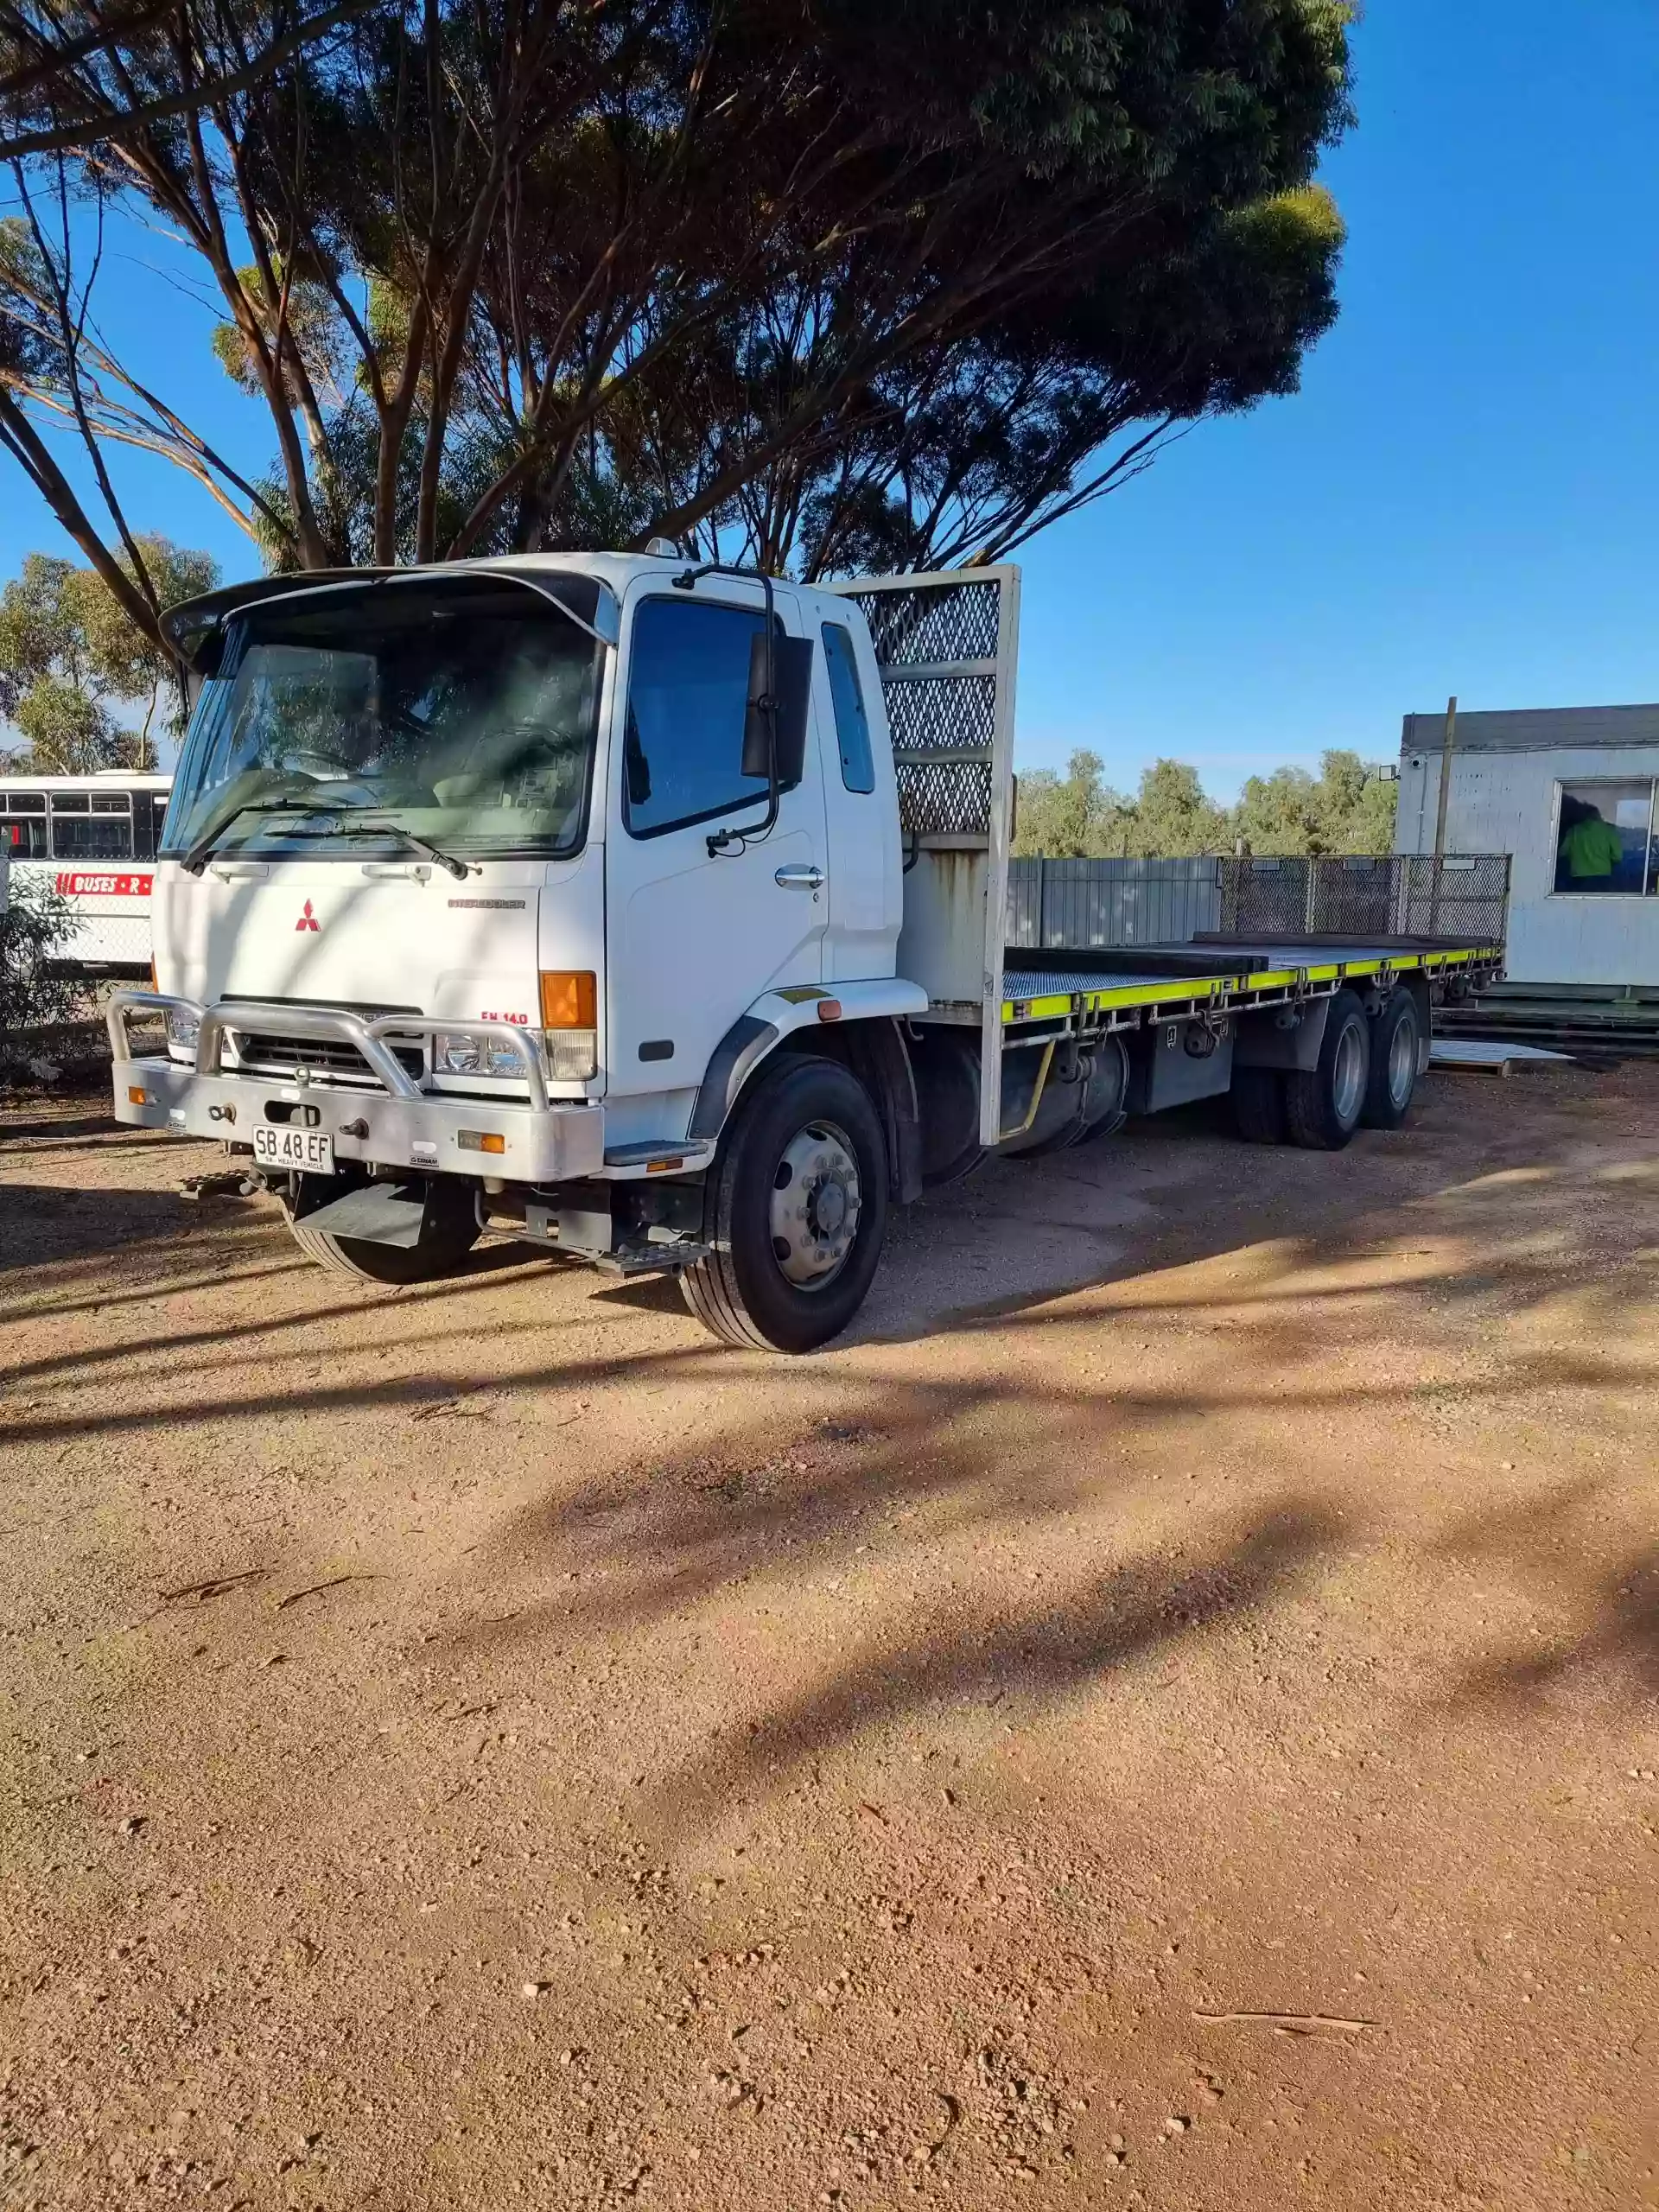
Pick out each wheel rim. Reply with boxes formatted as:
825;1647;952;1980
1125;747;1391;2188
768;1118;862;1290
1388;1008;1417;1109
1332;1020;1367;1125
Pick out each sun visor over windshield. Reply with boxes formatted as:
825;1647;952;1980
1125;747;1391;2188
161;566;620;677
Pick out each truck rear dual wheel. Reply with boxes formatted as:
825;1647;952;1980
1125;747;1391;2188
1231;1065;1288;1146
681;1053;889;1353
1359;988;1421;1129
1283;988;1371;1152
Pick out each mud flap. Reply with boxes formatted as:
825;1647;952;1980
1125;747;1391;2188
291;1178;430;1248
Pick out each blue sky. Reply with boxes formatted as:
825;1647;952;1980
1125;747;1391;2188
4;0;1658;795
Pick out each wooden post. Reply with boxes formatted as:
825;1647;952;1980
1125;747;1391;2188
1432;695;1458;857
1430;694;1457;932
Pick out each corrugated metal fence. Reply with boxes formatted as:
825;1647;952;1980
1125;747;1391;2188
1007;858;1221;949
1007;855;1511;950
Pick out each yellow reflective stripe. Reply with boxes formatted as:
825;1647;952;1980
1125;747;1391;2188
1001;945;1497;1023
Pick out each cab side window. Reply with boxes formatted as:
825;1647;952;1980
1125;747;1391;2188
623;597;783;837
821;621;875;794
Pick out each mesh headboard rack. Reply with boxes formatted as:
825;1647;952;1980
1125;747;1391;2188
826;565;1020;1145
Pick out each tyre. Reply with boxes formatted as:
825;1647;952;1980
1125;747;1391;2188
1231;1064;1288;1145
1283;988;1370;1152
1361;988;1421;1129
681;1053;889;1352
283;1177;480;1285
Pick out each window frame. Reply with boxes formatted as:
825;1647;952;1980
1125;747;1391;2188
620;592;803;842
1548;775;1659;899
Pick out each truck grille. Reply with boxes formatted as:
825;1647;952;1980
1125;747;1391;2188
219;996;425;1090
229;1031;425;1087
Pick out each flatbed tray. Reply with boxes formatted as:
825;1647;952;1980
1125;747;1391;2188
999;936;1501;1024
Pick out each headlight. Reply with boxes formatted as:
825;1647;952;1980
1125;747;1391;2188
436;1032;531;1078
544;1028;597;1083
437;1033;481;1075
166;1007;200;1054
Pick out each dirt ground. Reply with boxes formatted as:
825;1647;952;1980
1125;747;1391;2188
1;1063;1656;2212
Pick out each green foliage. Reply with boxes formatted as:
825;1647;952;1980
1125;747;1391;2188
12;671;119;771
0;874;85;1034
2;0;1353;580
0;539;219;768
1012;749;1132;857
1015;744;1397;857
1236;748;1399;855
1129;760;1236;857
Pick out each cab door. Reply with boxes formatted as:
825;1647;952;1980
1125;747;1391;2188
604;582;828;1127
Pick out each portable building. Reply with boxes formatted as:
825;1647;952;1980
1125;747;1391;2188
1395;703;1659;987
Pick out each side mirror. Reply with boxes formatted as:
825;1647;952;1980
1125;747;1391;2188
741;632;813;788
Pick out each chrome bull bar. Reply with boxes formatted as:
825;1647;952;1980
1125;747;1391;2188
105;990;550;1109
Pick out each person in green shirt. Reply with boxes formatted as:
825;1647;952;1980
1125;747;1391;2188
1557;798;1624;888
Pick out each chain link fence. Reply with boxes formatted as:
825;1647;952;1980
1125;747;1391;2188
1216;855;1510;942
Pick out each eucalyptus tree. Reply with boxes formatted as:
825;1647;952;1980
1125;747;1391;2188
1;0;1353;645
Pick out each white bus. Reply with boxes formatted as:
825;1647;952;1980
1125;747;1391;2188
0;771;172;975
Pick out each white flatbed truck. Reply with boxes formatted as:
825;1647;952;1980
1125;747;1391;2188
108;556;1503;1351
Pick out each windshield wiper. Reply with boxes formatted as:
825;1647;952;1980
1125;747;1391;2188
344;815;471;881
181;797;334;876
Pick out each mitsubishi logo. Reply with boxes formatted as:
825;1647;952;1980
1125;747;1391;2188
295;899;320;933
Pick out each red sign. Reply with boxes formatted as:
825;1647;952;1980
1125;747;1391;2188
295;898;320;932
54;871;154;898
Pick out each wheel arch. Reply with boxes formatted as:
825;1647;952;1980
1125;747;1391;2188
688;980;928;1203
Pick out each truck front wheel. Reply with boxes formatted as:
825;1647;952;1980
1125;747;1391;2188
681;1054;889;1352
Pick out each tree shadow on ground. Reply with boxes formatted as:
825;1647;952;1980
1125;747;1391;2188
1432;1479;1659;1713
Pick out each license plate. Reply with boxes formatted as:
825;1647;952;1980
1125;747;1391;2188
252;1123;334;1174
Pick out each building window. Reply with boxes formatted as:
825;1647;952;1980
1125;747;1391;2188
1553;780;1657;895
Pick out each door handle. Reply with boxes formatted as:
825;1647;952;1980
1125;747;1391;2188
774;864;825;891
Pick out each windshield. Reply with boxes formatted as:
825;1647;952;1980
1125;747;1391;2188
162;575;604;862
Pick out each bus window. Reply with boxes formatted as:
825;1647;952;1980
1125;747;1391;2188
1;793;49;858
51;790;134;861
133;791;167;860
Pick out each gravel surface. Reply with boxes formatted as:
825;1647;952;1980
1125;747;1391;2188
1;1065;1656;2210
